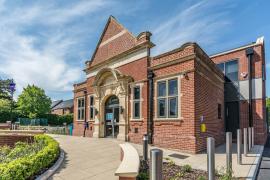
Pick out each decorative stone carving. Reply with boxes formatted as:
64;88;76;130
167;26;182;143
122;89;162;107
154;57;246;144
92;68;133;140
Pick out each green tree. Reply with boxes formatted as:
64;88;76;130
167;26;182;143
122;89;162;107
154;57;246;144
17;85;51;118
0;78;12;100
0;98;11;111
267;97;270;109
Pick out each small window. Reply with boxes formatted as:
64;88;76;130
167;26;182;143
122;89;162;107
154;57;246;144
218;104;222;119
133;86;141;119
89;96;95;120
77;97;85;120
225;60;238;82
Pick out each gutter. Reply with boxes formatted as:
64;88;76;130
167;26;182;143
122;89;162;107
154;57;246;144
246;47;254;127
147;70;154;144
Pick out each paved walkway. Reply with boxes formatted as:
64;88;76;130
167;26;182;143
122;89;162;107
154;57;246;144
49;134;121;180
257;135;270;180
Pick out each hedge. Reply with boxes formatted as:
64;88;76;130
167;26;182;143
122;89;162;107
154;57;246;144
0;135;60;180
41;114;73;126
0;110;26;123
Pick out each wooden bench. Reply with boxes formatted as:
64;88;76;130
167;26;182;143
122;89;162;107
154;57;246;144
115;143;140;180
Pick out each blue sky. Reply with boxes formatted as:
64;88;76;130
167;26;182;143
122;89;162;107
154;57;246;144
0;0;269;100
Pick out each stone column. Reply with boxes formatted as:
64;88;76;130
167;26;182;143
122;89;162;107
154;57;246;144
93;96;101;138
117;94;127;141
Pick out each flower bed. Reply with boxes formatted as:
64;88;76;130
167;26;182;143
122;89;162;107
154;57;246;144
138;158;236;180
0;134;59;180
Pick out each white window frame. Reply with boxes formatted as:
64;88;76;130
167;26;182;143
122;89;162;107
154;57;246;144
130;83;143;121
155;75;181;120
89;95;95;121
77;97;85;121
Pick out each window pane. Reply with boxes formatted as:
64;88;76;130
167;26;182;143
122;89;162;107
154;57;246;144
81;99;85;107
225;60;238;82
90;96;94;106
217;63;224;73
78;100;80;107
78;110;81;119
81;109;85;119
158;81;166;97
134;102;140;118
134;87;140;100
169;97;178;117
158;99;166;117
90;107;94;119
168;79;178;96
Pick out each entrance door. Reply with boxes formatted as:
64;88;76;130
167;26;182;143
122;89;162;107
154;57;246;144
225;101;239;139
104;95;119;138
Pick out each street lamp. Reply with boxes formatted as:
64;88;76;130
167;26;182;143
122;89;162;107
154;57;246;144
9;79;16;122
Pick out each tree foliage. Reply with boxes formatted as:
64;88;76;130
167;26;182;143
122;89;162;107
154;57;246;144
267;97;270;109
0;78;12;100
17;85;51;118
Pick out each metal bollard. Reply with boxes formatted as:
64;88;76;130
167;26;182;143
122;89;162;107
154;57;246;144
251;127;254;147
150;149;163;180
226;132;232;172
237;129;242;165
244;128;248;156
248;127;251;151
143;134;148;161
207;137;215;180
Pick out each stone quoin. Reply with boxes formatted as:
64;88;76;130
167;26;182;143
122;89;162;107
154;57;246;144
73;16;267;154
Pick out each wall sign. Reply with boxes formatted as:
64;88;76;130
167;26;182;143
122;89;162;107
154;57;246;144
106;113;113;121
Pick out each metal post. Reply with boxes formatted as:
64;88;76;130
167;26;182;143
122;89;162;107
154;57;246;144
251;127;254;147
150;149;163;180
143;134;148;161
244;128;248;156
207;137;215;180
248;127;251;151
237;129;242;165
226;132;232;172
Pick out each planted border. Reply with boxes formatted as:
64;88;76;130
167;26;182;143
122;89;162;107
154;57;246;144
0;135;60;180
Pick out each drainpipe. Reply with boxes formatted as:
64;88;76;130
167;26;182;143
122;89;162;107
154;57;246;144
246;48;254;127
147;70;155;144
83;90;88;137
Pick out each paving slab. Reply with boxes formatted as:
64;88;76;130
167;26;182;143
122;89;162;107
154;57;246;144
49;134;121;180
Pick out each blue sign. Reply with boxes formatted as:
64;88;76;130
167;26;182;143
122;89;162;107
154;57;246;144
106;113;113;121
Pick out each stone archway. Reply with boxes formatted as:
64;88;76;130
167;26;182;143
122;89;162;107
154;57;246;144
92;68;133;141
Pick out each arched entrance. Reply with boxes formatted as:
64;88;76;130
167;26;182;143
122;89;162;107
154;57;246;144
104;95;120;138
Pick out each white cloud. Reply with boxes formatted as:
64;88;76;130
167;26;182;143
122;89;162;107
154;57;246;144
152;0;232;55
0;0;111;99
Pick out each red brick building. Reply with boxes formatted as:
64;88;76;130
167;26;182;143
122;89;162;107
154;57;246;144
73;16;267;153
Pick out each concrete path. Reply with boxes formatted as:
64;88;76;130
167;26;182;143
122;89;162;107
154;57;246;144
49;134;121;180
257;135;270;180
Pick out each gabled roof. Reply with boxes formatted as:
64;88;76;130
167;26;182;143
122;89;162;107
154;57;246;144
88;16;137;67
51;100;62;109
52;99;74;110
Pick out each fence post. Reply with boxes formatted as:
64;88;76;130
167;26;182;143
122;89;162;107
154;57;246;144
207;137;215;180
237;129;242;165
248;127;251;151
244;128;248;156
143;134;148;161
150;149;163;180
226;132;232;173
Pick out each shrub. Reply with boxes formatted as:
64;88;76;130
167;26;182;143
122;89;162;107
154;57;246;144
182;164;192;173
41;113;73;126
197;175;207;180
0;134;59;180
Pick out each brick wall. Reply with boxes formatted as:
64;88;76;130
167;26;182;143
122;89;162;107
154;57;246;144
0;134;33;147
